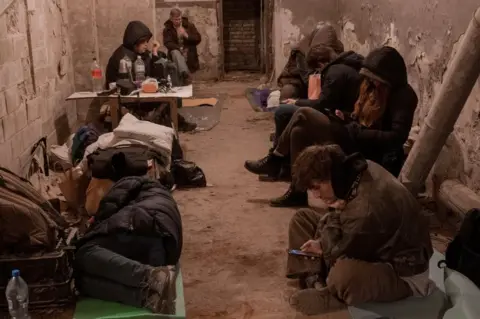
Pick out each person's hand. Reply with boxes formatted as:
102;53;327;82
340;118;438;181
300;239;322;255
335;110;345;120
178;27;188;38
152;40;160;55
283;98;297;105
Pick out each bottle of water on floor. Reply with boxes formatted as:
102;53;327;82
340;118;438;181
134;56;146;84
91;57;103;93
6;269;30;319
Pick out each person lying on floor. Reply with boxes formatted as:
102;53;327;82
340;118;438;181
286;144;434;316
105;20;197;132
270;45;363;179
163;8;201;85
276;22;345;100
245;46;417;207
75;176;182;313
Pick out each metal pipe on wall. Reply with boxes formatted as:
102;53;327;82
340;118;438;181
400;7;480;195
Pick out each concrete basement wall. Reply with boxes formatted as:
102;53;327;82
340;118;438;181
0;0;76;175
274;0;480;193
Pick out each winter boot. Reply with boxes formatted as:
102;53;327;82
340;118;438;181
270;185;308;207
245;153;283;177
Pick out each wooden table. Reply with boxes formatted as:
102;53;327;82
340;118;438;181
66;85;193;132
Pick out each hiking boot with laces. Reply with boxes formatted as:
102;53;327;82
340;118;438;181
290;287;345;315
245;153;283;176
146;266;175;313
270;186;308;207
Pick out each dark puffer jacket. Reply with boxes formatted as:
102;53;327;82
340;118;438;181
346;46;418;164
163;17;201;73
295;51;364;113
77;176;182;265
105;21;166;88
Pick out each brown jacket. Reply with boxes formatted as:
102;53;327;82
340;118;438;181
316;160;433;277
277;24;344;89
163;17;201;72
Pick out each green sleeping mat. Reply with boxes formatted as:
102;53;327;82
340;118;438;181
74;269;185;319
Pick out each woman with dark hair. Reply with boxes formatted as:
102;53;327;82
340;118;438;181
285;144;433;316
244;46;417;207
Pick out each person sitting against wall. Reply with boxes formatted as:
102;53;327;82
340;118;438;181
105;20;197;132
285;144;434;316
276;22;345;100
267;44;363;180
245;46;418;207
163;8;201;85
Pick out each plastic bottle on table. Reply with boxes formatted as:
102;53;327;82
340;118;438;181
6;269;30;319
167;74;172;89
134;55;146;84
119;55;131;80
91;57;104;92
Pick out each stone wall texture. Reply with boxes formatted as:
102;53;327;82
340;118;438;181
273;0;480;193
0;0;75;175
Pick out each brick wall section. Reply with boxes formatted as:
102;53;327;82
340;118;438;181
0;0;75;175
223;0;261;71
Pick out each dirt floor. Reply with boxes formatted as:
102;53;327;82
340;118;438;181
175;79;350;319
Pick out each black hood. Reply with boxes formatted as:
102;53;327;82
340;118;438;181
363;46;408;88
123;21;153;50
322;51;364;75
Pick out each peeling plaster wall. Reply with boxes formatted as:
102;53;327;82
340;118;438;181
272;0;340;79
0;0;75;175
274;0;480;193
155;3;220;80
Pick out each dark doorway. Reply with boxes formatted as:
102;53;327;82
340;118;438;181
222;0;262;72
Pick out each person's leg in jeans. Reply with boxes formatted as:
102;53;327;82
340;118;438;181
170;50;190;83
75;241;172;311
244;103;299;179
290;258;413;316
274;104;300;146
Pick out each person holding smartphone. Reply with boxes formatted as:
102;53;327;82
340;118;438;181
285;144;434;316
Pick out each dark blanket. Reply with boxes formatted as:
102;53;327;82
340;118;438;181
77;176;183;265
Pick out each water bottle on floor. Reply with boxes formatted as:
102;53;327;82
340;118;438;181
6;269;30;319
91;58;104;93
134;55;146;84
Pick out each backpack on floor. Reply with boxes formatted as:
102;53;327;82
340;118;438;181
0;167;68;254
0;166;76;309
440;208;480;288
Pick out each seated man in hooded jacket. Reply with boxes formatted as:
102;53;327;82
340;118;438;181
285;144;434;316
75;176;183;314
105;20;197;132
277;23;345;100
